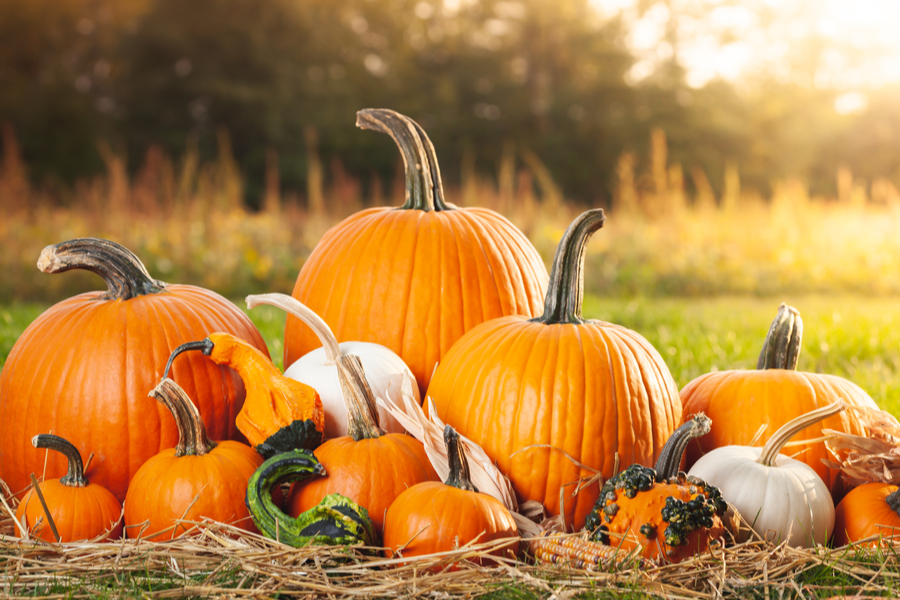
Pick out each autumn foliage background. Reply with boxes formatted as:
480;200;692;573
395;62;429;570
3;0;900;305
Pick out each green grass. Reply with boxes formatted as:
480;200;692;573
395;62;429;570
3;294;900;416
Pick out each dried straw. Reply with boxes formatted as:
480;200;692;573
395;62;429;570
2;487;900;599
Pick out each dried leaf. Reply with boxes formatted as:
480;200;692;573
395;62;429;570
375;373;519;514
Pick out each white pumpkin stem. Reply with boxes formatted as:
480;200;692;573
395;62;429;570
246;293;342;364
757;400;845;467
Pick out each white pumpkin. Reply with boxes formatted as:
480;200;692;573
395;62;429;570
687;401;842;548
246;293;418;438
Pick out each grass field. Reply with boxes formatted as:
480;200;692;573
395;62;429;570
4;293;900;416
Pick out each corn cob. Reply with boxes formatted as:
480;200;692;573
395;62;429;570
530;535;653;570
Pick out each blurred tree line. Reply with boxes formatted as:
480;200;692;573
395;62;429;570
2;0;900;208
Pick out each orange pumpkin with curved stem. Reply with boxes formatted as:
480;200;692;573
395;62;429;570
286;108;548;397
16;434;122;542
124;378;263;539
0;238;267;502
383;425;519;565
287;354;437;534
163;333;324;457
680;304;878;495
428;209;682;530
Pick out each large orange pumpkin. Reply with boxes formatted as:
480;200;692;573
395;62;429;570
680;303;878;496
428;209;682;530
285;109;548;396
0;238;268;501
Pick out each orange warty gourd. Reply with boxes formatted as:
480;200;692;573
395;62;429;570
163;333;325;457
0;238;268;502
428;209;682;530
287;354;438;534
584;415;727;564
16;434;122;542
833;483;900;546
680;304;878;496
285;109;548;396
383;425;519;566
124;378;264;539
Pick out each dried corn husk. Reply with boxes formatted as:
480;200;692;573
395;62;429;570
823;406;900;486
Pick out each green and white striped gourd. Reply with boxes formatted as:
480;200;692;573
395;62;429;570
245;449;377;547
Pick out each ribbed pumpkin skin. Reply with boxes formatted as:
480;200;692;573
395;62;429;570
680;370;877;492
123;440;263;539
383;482;519;563
287;434;439;533
833;483;900;546
0;287;267;502
286;207;548;396
16;480;123;542
428;316;682;530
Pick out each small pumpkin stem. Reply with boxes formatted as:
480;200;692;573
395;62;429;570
37;238;165;301
336;355;384;441
32;434;87;488
757;400;844;467
162;338;215;380
655;414;712;481
887;489;900;514
356;108;451;212
246;293;341;364
150;378;217;457
757;303;803;370
531;209;606;325
443;425;477;492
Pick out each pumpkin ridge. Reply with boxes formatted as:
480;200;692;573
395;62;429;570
356;209;407;351
505;322;546;493
472;208;547;310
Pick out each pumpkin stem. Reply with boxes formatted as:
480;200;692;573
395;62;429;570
31;434;87;488
886;489;900;515
149;378;217;457
162;339;215;380
655;414;712;481
246;293;341;364
530;209;606;325
757;303;803;370
757;400;844;467
356;108;451;212
336;355;384;441
443;425;478;492
37;238;166;301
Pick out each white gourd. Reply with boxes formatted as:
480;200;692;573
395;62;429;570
246;293;418;439
687;401;843;548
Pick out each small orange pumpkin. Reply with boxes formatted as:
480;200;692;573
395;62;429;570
123;378;264;539
16;434;122;542
834;483;900;546
680;304;879;496
287;354;438;534
163;333;325;457
383;425;519;565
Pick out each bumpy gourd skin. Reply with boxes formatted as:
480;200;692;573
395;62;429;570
246;449;377;547
585;464;727;563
